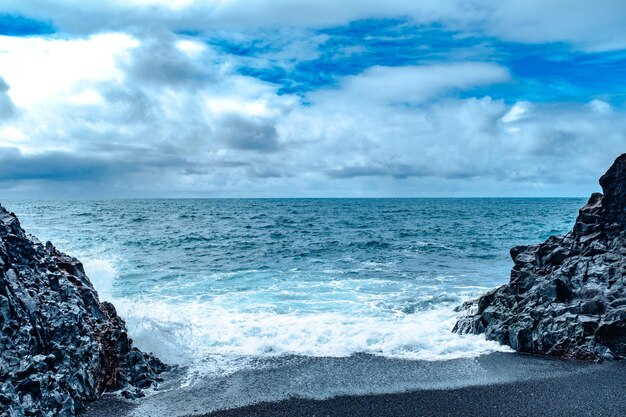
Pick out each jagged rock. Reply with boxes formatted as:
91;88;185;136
0;204;167;416
455;154;626;361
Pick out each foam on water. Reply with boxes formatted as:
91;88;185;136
8;198;583;380
83;258;510;377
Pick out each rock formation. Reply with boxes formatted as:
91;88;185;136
0;204;166;416
455;154;626;360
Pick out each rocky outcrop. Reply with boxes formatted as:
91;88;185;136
0;205;167;416
455;154;626;361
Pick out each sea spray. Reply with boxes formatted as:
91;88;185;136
81;258;510;378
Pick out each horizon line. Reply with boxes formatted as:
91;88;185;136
1;196;591;201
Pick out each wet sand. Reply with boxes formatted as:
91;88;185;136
81;352;626;417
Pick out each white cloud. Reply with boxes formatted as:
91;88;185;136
502;101;531;123
486;0;626;52
279;88;626;194
176;39;207;55
0;29;625;198
0;34;138;107
316;63;509;106
588;99;612;114
1;1;625;51
0;31;294;171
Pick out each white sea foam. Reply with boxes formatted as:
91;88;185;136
84;258;511;378
83;258;117;300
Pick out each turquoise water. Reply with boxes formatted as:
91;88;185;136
5;198;584;376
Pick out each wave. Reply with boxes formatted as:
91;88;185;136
83;259;511;378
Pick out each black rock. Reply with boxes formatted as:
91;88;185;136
454;154;626;361
0;205;167;416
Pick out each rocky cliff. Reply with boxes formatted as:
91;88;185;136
455;154;626;360
0;205;166;416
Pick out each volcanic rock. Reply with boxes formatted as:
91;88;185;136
454;154;626;360
0;204;167;416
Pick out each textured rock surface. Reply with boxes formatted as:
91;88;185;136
0;204;166;416
455;154;626;360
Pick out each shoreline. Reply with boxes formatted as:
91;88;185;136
81;352;626;417
201;359;626;417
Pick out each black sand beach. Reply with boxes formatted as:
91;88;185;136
203;366;626;417
81;352;626;417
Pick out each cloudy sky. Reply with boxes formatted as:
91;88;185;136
0;1;625;198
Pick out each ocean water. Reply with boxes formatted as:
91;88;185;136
5;198;584;378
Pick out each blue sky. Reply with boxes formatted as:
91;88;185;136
0;1;625;198
209;19;626;104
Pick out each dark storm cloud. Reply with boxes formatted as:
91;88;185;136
0;148;119;181
326;163;490;180
0;146;196;182
326;165;427;179
217;115;280;152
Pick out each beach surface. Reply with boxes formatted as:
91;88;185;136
81;352;626;417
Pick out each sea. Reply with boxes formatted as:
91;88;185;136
5;198;585;382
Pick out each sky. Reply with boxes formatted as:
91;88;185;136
0;1;625;198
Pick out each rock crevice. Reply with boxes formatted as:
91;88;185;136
455;154;626;360
0;205;166;416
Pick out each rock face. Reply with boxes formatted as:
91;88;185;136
0;205;167;416
455;154;626;361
